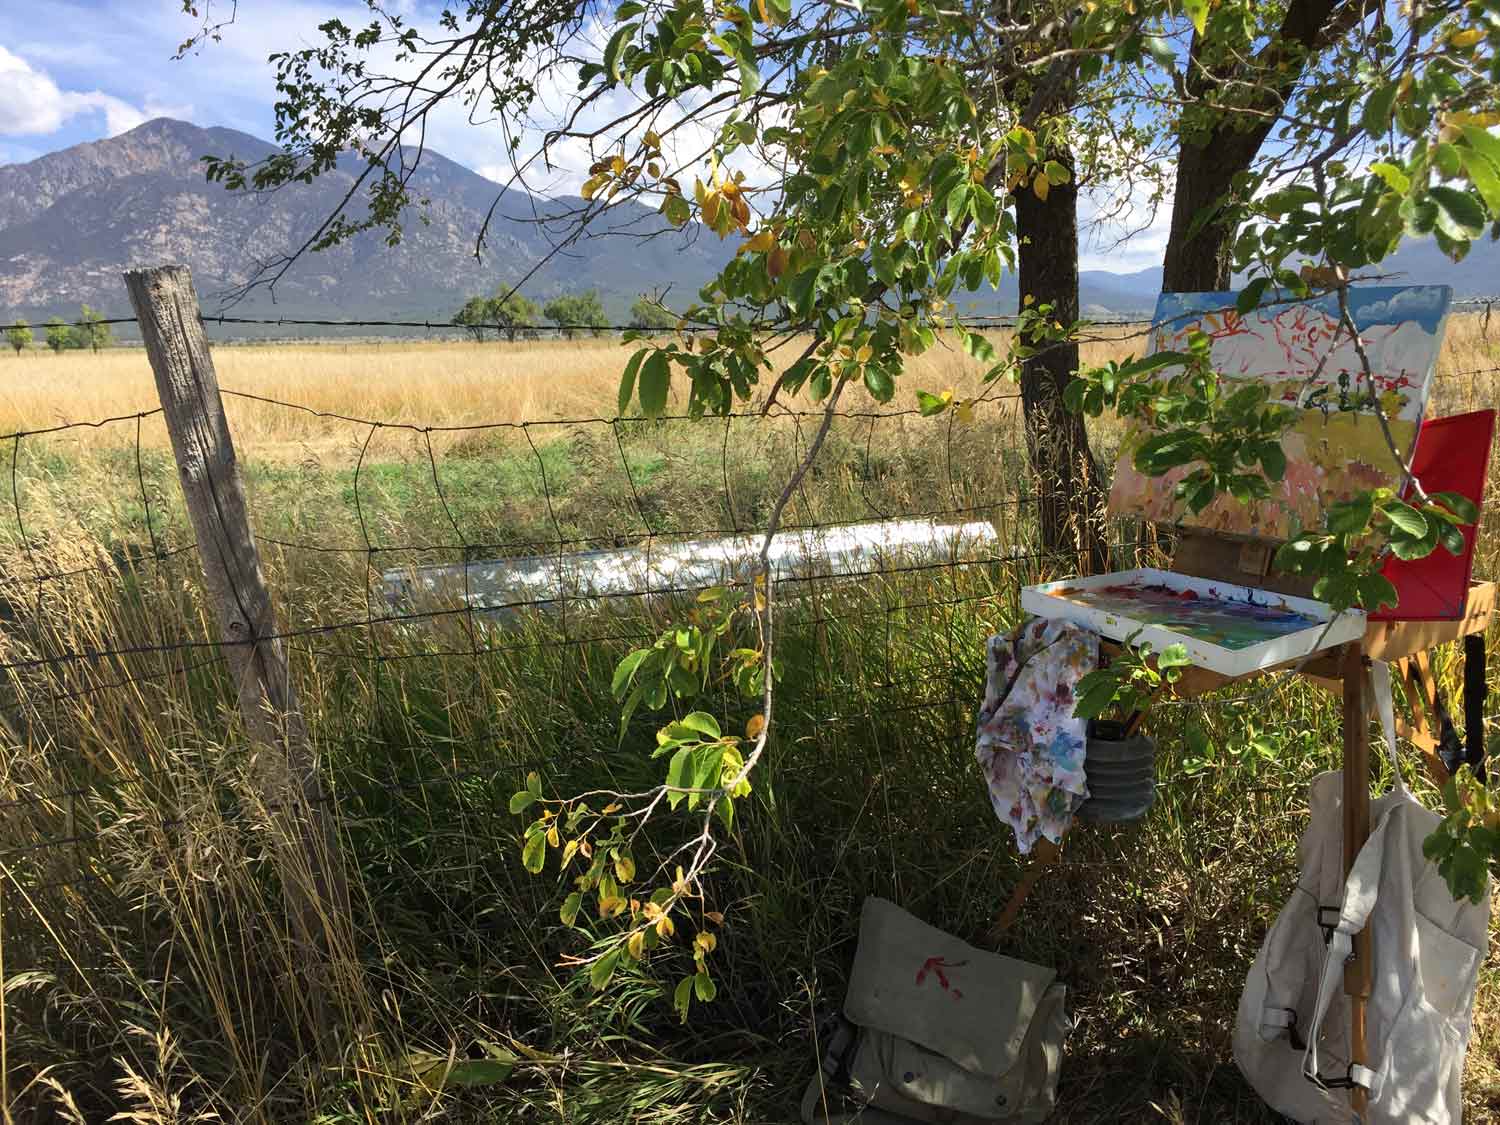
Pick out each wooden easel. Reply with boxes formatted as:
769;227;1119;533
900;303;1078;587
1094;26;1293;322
994;525;1495;1116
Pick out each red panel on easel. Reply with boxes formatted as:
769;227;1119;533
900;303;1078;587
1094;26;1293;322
1370;409;1496;621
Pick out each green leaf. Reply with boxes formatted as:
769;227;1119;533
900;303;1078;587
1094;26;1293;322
527;771;542;797
1183;0;1209;33
1428;186;1486;241
1358;573;1399;612
522;831;547;874
509;791;538;814
1383;500;1429;538
590;947;622;991
1368;161;1411;195
1236;278;1271;315
560;891;583;926
1460;128;1500;212
1328;493;1375;535
1157;643;1191;670
1258;441;1287;482
863;364;895;401
673;975;694;1021
444;1057;515;1088
694;970;718;1002
661;193;691;227
945;182;970;226
916;389;951;416
1429;489;1479;524
603;22;636;82
612;648;649;698
677;711;722;739
666;747;693;809
638;351;670;418
1361;82;1399;137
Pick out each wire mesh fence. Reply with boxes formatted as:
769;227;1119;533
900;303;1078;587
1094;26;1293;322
2;282;1498;1121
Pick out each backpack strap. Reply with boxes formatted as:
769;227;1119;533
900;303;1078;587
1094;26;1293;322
1300;804;1398;1100
1371;660;1407;800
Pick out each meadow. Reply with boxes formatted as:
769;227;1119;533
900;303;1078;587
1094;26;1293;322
0;319;1497;1123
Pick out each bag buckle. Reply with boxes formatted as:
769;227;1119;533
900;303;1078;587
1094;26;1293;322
1316;905;1341;945
1308;1064;1359;1091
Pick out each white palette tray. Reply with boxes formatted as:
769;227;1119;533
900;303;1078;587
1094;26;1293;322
1021;568;1366;677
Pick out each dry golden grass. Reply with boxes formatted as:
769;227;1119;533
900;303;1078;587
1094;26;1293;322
3;313;1493;459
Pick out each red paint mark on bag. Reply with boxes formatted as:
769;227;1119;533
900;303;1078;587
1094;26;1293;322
916;956;968;1000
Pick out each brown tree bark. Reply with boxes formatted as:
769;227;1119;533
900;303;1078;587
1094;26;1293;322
1013;149;1110;575
1161;0;1360;293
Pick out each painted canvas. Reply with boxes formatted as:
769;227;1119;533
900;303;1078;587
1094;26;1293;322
1107;285;1452;540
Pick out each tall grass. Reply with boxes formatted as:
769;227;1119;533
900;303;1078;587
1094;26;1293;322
0;322;1497;1123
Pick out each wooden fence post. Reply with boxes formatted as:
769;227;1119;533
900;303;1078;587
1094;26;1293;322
123;265;352;991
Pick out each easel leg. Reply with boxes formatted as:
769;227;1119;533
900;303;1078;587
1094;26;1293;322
1341;643;1373;1118
990;836;1062;941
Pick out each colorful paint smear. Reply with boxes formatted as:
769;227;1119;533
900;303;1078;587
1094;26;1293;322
1107;285;1451;539
1045;580;1320;651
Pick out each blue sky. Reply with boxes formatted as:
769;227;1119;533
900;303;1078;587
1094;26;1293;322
0;0;1171;271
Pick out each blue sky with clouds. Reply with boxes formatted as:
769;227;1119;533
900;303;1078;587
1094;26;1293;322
0;0;1171;271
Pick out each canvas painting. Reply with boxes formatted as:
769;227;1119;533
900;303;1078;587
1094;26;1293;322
1106;285;1452;540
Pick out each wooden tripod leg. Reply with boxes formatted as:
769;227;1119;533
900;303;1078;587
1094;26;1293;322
990;836;1062;941
1341;643;1373;1118
1402;652;1451;786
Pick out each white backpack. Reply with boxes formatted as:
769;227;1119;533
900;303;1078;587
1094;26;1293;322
1235;663;1491;1123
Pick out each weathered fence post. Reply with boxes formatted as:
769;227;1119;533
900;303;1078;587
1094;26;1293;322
123;265;352;1000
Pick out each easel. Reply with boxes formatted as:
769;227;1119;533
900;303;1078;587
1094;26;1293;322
995;525;1495;1118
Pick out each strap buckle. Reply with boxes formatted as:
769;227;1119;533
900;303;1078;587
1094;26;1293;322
1308;1064;1359;1091
1316;905;1340;945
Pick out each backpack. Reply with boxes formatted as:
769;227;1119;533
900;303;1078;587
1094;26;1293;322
1234;663;1491;1123
801;897;1068;1125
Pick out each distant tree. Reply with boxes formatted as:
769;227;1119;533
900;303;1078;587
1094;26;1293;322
5;319;31;356
453;296;493;342
628;296;675;333
543;291;607;340
69;305;112;353
490;293;541;343
44;317;71;354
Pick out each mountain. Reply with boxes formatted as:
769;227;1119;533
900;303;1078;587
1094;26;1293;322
0;118;732;327
1;117;1497;330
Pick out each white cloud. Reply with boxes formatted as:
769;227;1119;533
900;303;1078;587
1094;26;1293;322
0;45;151;138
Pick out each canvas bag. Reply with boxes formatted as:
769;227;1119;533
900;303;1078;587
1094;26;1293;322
1235;662;1491;1123
801;897;1068;1125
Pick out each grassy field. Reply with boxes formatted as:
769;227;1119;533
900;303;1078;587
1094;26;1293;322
1;321;1498;1124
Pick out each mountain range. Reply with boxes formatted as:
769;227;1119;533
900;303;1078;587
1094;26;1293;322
1;117;1496;331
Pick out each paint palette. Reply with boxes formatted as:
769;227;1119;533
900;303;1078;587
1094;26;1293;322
1021;568;1366;677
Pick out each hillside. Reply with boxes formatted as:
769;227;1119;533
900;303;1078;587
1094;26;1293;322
0;118;731;325
1;118;1496;329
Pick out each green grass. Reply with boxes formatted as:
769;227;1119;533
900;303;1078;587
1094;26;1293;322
1;405;1497;1124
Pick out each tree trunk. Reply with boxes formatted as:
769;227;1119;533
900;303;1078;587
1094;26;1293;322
1161;0;1358;293
1013;150;1110;575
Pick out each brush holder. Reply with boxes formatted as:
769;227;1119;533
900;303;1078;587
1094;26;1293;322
1077;720;1156;824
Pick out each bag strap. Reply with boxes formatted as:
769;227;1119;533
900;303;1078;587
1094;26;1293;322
1371;660;1407;800
1300;806;1398;1098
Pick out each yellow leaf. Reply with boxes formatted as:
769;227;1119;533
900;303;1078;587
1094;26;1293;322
1023;294;1035;307
702;191;722;229
614;852;636;883
856;344;873;363
648;161;661;179
767;245;788;279
580;174;607;201
610;154;627;175
745;713;766;739
656;912;676;939
743;229;776;253
955;400;976;425
546;825;560;848
1032;172;1050;201
1449;27;1484;47
627;930;646;961
695;932;718;954
644;129;662;152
